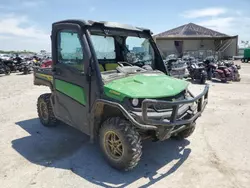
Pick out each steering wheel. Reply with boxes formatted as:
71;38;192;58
131;59;151;67
117;62;133;67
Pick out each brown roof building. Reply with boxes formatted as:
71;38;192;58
153;23;238;59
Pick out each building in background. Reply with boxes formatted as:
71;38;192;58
153;23;238;60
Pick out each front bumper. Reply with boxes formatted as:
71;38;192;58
131;84;209;127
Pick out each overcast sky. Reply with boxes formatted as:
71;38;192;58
0;0;249;52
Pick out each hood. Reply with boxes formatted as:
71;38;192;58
104;73;189;101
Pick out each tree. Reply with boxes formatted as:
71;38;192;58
241;41;249;48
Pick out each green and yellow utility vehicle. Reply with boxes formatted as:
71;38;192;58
33;19;209;171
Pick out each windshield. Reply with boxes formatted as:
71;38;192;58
90;33;156;76
125;37;154;66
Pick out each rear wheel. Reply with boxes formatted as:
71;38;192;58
99;117;142;171
37;93;58;127
172;123;196;140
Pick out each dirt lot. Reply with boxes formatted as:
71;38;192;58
1;62;250;188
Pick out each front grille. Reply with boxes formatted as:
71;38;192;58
149;91;186;111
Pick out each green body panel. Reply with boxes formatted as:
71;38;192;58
244;48;250;58
55;79;86;105
104;73;189;101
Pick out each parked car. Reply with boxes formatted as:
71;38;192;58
0;54;11;61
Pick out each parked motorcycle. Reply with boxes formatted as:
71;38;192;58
15;60;25;72
2;59;18;72
223;61;241;82
2;57;24;72
188;61;207;84
183;55;207;84
19;60;34;74
204;58;233;82
165;54;189;79
0;60;11;75
224;60;241;70
41;59;52;68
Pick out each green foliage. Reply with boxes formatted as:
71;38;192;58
0;50;35;54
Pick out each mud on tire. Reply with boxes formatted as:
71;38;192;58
37;93;58;127
99;117;142;171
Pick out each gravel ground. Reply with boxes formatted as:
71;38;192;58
0;62;250;188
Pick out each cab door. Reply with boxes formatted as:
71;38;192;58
51;23;91;135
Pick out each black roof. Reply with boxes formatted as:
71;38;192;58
154;23;229;38
53;19;152;34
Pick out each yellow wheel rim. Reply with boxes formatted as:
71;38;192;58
104;131;123;160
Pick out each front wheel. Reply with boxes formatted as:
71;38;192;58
5;67;11;75
207;69;212;80
5;71;10;75
200;72;207;84
234;73;241;82
200;77;206;84
5;66;11;75
23;67;29;75
37;93;58;127
99;117;142;171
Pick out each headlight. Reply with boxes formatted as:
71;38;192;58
190;102;198;111
185;89;192;99
131;98;139;107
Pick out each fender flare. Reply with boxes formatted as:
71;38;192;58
89;99;157;142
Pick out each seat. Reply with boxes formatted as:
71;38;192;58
99;63;118;72
105;63;118;71
99;64;105;72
